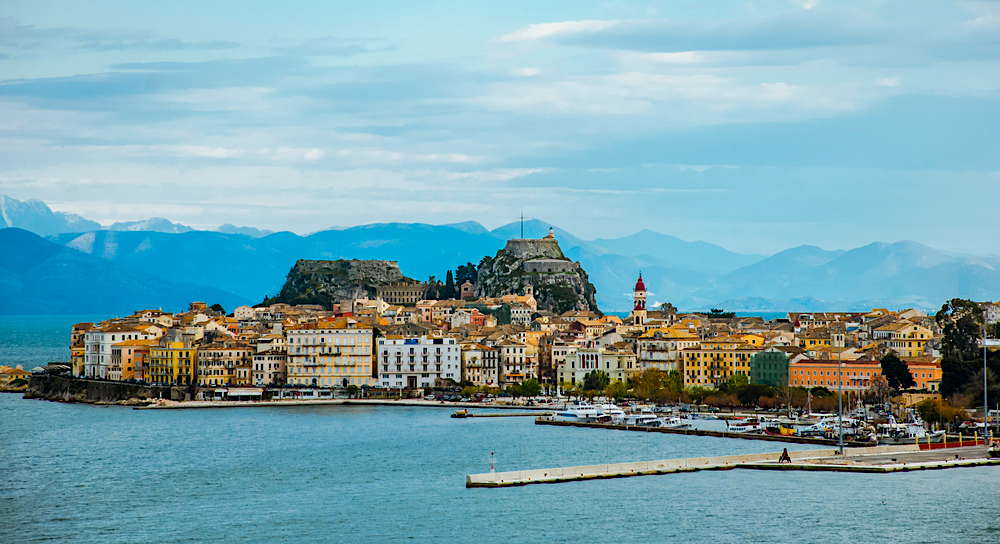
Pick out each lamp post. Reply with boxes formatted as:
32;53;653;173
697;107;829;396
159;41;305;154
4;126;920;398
985;319;989;439
837;330;844;455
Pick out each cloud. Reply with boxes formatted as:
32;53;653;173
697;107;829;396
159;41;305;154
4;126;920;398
501;20;621;42
499;9;885;52
0;17;239;52
279;36;395;57
876;77;901;87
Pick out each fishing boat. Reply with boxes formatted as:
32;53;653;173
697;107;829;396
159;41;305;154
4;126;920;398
727;417;762;433
661;416;692;429
876;414;945;444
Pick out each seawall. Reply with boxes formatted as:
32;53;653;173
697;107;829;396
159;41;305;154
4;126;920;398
24;374;190;404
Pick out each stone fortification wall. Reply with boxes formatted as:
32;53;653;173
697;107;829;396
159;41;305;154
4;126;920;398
266;259;410;310
476;237;601;315
502;239;566;261
24;374;189;403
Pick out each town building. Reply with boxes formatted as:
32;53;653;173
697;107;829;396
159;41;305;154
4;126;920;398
749;347;790;388
84;323;158;379
681;336;759;388
461;344;499;386
196;341;253;387
286;318;374;387
377;335;460;389
252;349;287;386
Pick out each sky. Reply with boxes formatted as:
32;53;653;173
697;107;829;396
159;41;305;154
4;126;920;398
1;0;998;255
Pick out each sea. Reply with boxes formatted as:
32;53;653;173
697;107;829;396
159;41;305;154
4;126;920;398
3;316;999;543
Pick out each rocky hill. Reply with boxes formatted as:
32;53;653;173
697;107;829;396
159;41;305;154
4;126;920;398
475;234;601;315
264;259;412;309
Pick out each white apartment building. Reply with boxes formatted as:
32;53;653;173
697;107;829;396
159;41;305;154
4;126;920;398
286;317;373;387
377;335;460;389
83;323;158;379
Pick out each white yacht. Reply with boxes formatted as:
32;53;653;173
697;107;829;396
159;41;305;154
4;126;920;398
661;416;692;429
551;402;608;423
623;409;659;426
598;403;626;424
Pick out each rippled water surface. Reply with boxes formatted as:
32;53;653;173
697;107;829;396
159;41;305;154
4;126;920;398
3;394;998;543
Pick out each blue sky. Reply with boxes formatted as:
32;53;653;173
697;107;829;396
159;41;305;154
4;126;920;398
1;0;998;254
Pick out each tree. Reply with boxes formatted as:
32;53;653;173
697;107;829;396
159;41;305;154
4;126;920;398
936;298;984;361
345;384;359;398
444;270;456;299
725;373;749;392
915;398;965;428
455;262;478;289
461;385;479;397
633;369;667;401
665;370;683;393
583;370;610;393
520;378;541;398
210;303;225;314
606;381;628;400
881;353;915;390
865;374;890;405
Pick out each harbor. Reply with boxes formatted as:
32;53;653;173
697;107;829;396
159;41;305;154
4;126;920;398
466;445;999;488
535;416;983;448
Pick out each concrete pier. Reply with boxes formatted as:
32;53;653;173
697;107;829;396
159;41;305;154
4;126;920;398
466;445;999;488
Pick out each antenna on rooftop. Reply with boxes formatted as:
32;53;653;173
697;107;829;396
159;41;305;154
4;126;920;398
518;210;525;238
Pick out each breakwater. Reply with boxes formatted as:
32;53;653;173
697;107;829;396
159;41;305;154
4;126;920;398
24;374;189;404
466;445;998;488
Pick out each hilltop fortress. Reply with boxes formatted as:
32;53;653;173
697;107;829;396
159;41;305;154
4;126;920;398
475;228;600;315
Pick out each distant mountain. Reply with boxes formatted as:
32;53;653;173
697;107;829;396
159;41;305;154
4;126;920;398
0;194;101;236
7;194;1000;314
106;217;193;234
0;228;249;315
590;229;765;275
49;223;507;302
442;221;489;235
216;224;275;238
690;241;1000;312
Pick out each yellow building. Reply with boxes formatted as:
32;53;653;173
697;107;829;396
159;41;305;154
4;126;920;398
111;338;155;381
149;338;197;386
286;317;374;387
196;341;252;386
876;322;934;358
682;336;759;389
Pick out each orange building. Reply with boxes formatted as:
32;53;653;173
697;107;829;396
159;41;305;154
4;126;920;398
789;357;942;392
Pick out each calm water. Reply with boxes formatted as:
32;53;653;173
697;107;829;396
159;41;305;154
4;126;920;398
0;315;104;370
2;394;999;543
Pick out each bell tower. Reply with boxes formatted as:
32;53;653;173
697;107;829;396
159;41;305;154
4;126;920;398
631;273;647;326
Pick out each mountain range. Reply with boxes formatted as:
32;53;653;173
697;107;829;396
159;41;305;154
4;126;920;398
2;193;998;314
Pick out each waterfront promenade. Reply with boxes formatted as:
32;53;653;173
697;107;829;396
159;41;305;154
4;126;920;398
466;445;998;488
135;398;555;410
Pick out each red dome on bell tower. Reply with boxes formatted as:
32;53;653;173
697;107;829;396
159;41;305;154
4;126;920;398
634;274;646;292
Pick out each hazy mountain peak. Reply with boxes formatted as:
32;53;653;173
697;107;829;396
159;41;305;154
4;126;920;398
106;217;193;234
216;224;275;238
0;194;102;236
